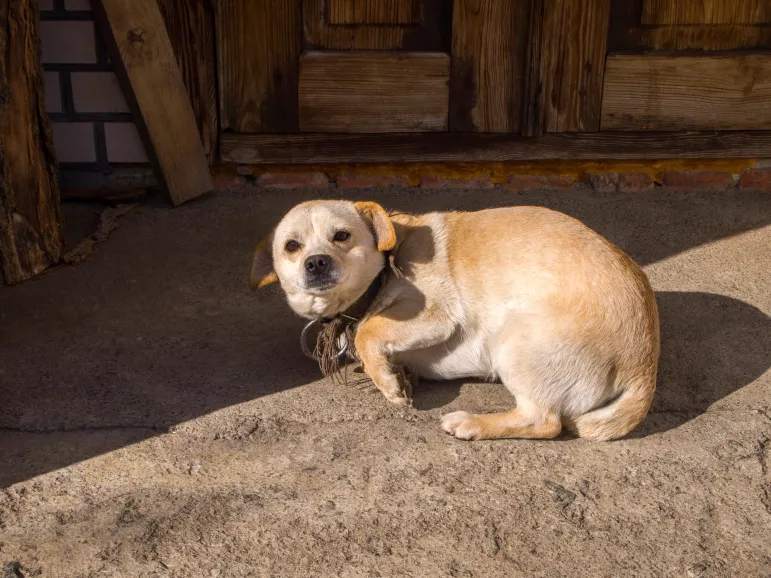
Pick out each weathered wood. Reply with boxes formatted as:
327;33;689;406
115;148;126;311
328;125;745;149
449;0;530;132
220;131;771;164
539;0;611;132
92;0;213;205
641;0;770;25
328;0;420;24
298;52;450;133
304;0;448;51
608;0;771;52
0;0;63;285
601;55;771;131
157;0;217;164
629;25;771;51
217;0;300;132
607;0;643;52
521;0;546;136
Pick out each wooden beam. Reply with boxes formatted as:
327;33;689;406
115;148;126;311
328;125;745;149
299;52;450;133
449;0;530;132
220;131;771;164
92;0;213;205
601;55;771;131
0;0;64;285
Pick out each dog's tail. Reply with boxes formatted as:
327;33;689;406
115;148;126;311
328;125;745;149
567;376;656;441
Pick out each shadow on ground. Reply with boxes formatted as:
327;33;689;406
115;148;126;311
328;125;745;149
1;186;769;486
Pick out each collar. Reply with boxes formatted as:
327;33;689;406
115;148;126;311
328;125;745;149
319;267;384;325
308;249;402;378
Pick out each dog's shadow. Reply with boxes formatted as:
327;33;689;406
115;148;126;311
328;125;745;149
412;291;771;436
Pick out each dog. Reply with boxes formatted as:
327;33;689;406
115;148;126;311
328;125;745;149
250;201;659;441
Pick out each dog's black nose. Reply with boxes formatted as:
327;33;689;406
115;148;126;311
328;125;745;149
304;254;331;275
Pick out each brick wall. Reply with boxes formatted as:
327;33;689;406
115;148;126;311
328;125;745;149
39;0;150;171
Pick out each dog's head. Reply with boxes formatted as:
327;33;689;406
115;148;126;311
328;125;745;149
250;200;396;319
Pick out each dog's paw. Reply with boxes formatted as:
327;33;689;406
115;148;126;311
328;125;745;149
441;411;480;440
384;390;413;407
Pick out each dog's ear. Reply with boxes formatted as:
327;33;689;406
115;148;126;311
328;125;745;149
249;233;278;290
354;202;397;252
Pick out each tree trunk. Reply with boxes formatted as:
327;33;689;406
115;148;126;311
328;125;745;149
0;0;63;286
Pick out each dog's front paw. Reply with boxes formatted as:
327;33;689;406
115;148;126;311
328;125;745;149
441;411;480;440
380;368;414;407
384;389;413;407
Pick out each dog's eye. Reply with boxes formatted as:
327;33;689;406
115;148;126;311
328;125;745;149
285;240;300;253
334;231;350;242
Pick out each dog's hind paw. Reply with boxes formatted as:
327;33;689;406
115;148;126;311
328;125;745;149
441;411;479;440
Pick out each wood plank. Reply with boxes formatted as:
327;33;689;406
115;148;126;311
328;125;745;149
449;0;530;132
298;52;450;133
157;0;217;164
629;24;771;51
522;0;547;136
304;0;448;51
92;0;212;206
220;131;771;164
216;0;300;132
601;55;771;131
328;0;420;24
641;0;770;25
0;0;63;284
539;0;611;132
607;0;771;51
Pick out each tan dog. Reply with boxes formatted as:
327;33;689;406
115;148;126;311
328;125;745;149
250;201;659;441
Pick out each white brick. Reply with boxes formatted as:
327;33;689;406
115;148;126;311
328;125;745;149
51;122;97;163
40;21;97;64
43;71;62;113
105;123;148;163
65;0;92;9
72;72;129;113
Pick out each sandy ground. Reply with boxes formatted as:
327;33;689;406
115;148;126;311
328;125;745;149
1;184;769;577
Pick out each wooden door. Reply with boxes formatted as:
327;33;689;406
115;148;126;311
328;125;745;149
298;0;452;133
217;0;452;134
215;0;771;165
216;0;612;136
602;0;771;131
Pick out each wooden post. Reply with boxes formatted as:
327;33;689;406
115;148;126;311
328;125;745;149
92;0;213;206
0;0;64;286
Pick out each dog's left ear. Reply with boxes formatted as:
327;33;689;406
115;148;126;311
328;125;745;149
249;233;278;290
354;202;397;252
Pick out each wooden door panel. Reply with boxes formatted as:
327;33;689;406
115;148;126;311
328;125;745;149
601;55;771;130
217;0;300;132
304;0;449;51
328;0;420;25
531;0;611;134
610;0;771;51
298;52;450;132
449;0;530;132
641;0;770;25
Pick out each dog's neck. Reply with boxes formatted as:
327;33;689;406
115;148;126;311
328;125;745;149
319;264;386;324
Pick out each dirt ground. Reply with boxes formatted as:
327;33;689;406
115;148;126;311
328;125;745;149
1;184;770;577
